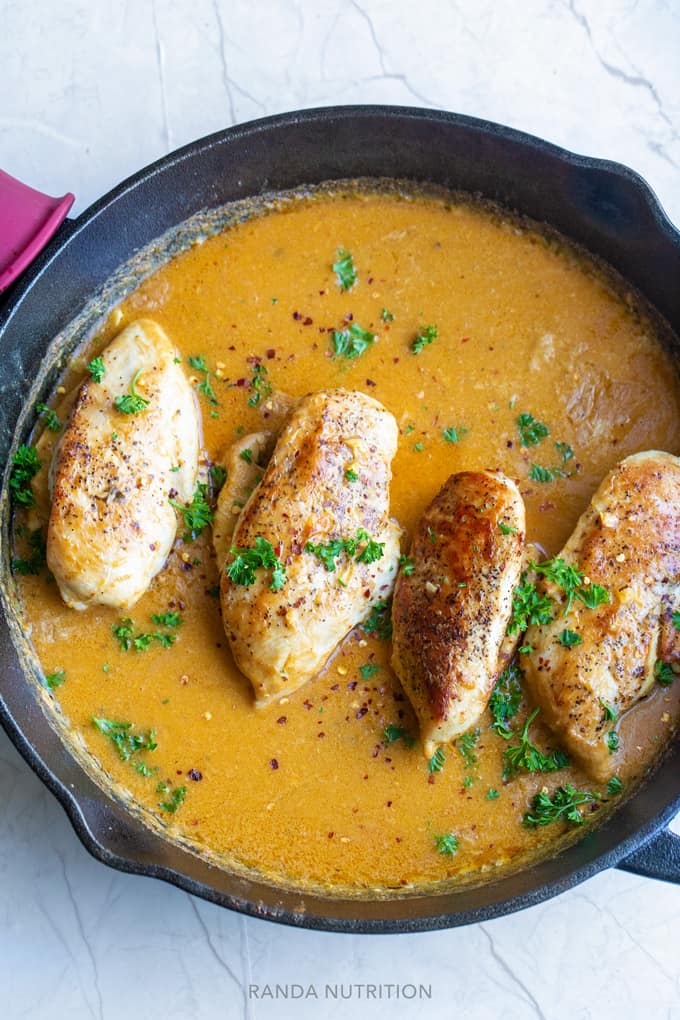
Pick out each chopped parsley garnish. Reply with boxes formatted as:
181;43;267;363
519;644;534;655
112;617;178;652
9;445;41;508
523;784;598;828
188;355;218;405
157;781;186;814
655;660;675;686
489;661;523;737
457;728;480;769
486;788;500;800
360;662;380;679
428;747;446;774
226;536;286;591
305;529;384;571
239;448;253;464
36;403;61;431
169;482;213;541
332;249;357;291
248;363;272;407
209;464;227;490
151;611;182;628
442;426;468;444
114;369;149;415
332;322;376;360
600;700;618;722
92;717;157;763
413;441;424;452
411;324;438;354
345;468;359;482
554;441;574;465
12;528;46;576
363;600;392;641
44;670;66;690
427;527;437;545
529;464;555;483
607;776;623;795
558;629;582;647
380;308;394;322
531;557;610;616
434;833;459;855
383;724;416;748
502;707;569;779
498;520;517;535
508;576;553;634
673;612;680;631
606;731;619;754
87;356;106;383
517;412;549;447
399;554;415;576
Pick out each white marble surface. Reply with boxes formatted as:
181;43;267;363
1;1;680;1017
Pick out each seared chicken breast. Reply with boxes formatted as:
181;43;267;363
220;389;401;706
47;319;200;610
391;471;525;756
524;450;680;781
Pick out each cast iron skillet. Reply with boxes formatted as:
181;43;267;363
1;106;680;933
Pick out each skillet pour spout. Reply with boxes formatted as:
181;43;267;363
1;106;680;932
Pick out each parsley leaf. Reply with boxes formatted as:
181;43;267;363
151;611;182;628
443;426;468;444
345;468;359;482
399;554;415;576
412;324;438;354
655;660;675;686
529;463;554;483
12;527;46;576
428;747;446;774
383;724;416;748
305;530;385;571
248;363;272;407
332;249;357;290
36;403;61;431
457;728;480;768
606;730;619;753
517;412;549;447
380;308;394;322
672;611;680;631
558;629;582;647
114;369;149;414
607;776;623;795
88;356;106;383
498;520;518;535
434;833;459;855
9;445;41;508
360;662;380;679
332;322;376;359
600;700;618;722
523;784;598;828
489;661;523;737
554;441;574;465
170;482;213;541
508;575;553;634
226;536;286;592
44;670;66;690
363;600;392;641
209;464;227;490
157;780;186;814
502;707;570;779
188;354;218;405
93;717;157;763
531;557;610;616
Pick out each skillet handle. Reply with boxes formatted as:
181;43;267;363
617;828;680;883
0;169;74;292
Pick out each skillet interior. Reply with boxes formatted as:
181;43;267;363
1;106;680;931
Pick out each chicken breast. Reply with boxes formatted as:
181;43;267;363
47;319;200;610
212;431;275;566
220;389;401;706
391;471;525;756
523;450;680;781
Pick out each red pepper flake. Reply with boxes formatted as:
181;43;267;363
330;683;339;691
365;379;376;387
356;707;368;719
386;800;392;807
539;501;556;513
303;316;313;326
328;831;334;838
277;716;287;724
188;768;202;781
318;732;325;738
269;758;279;770
303;699;313;710
266;348;276;359
347;681;358;691
236;377;248;387
293;311;302;321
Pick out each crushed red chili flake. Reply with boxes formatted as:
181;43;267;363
318;732;325;738
347;681;358;690
303;699;313;710
356;708;368;719
330;683;339;691
269;758;279;770
266;348;276;359
293;310;302;320
366;379;376;387
188;768;203;781
303;316;313;326
277;716;287;724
